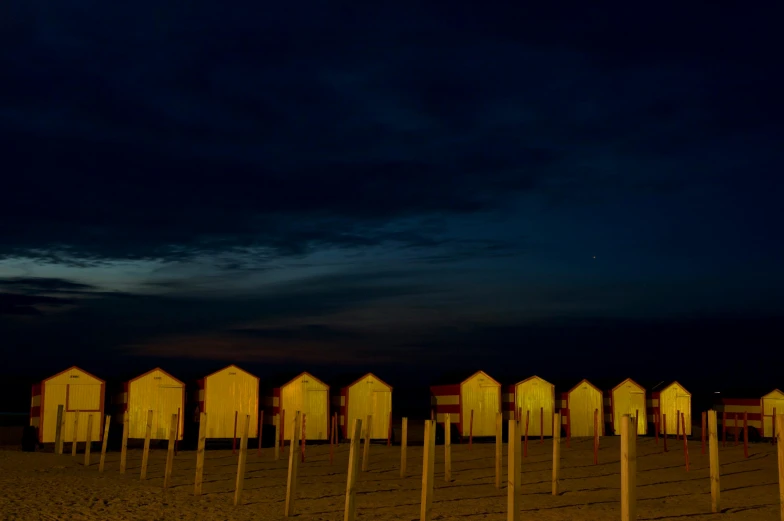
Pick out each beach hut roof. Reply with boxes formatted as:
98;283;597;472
42;365;105;384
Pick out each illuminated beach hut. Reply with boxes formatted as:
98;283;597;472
609;378;647;435
115;368;185;440
651;381;691;437
563;379;604;437
714;388;784;439
264;372;329;441
30;366;105;444
336;373;392;440
196;364;259;439
430;370;501;438
503;376;555;436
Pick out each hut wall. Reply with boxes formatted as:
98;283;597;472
279;374;329;441
35;367;104;444
203;366;259;439
762;390;784;438
460;372;500;437
126;369;184;440
345;374;391;440
513;376;555;436
567;381;603;437
716;398;762;435
611;379;647;435
656;382;691;436
431;384;460;425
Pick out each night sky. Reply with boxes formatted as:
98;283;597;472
1;3;781;408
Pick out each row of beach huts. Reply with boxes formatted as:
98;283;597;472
29;366;784;445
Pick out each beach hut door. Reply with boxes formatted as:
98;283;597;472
372;390;391;439
306;389;328;440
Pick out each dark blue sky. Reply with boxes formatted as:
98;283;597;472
1;2;781;390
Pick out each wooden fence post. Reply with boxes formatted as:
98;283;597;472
362;414;371;471
682;413;690;471
702;412;706;455
708;410;721;513
593;408;599;465
284;411;301;517
258;410;264;457
495;411;502;489
140;409;153;481
420;419;436;521
54;405;64;455
99;415;111;472
344;418;362;521
444;413;452;482
775;414;783;521
400;417;408;478
274;413;280;461
57;408;66;455
621;414;637;521
552;412;561;496
120;415;129;474
743;412;749;458
72;410;80;457
84;414;93;467
164;413;177;490
194;412;206;496
508;419;521;521
233;411;238;455
234;414;250;506
469;410;474;449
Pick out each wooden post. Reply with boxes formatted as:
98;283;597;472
233;410;238;455
257;410;264;457
682;412;689;472
99;415;111;472
673;411;678;439
552;412;561;496
508;419;521;521
702;412;707;455
301;413;307;463
175;407;180;455
57;408;66;455
469;409;474;449
495;412;502;489
523;410;529;458
593;408;599;465
194;412;206;496
280;409;286;452
54;405;64;455
621;414;637;521
329;414;335;465
708;410;720;513
344;418;362;521
444;413;452;482
776;414;783;521
743;411;749;458
654;411;659;445
540;407;544;444
274;413;280;461
140;409;153;481
234;414;250;506
284;411;301;517
72;410;80;457
734;413;739;446
400;417;408;478
164;413;177;490
387;410;392;447
120;415;129;474
663;413;668;452
420;419;436;521
84;414;94;467
362;414;372;472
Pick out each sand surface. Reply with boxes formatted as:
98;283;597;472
0;436;781;520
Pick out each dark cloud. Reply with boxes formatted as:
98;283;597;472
0;292;74;315
5;2;777;265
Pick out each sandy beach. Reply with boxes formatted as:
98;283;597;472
1;436;780;521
